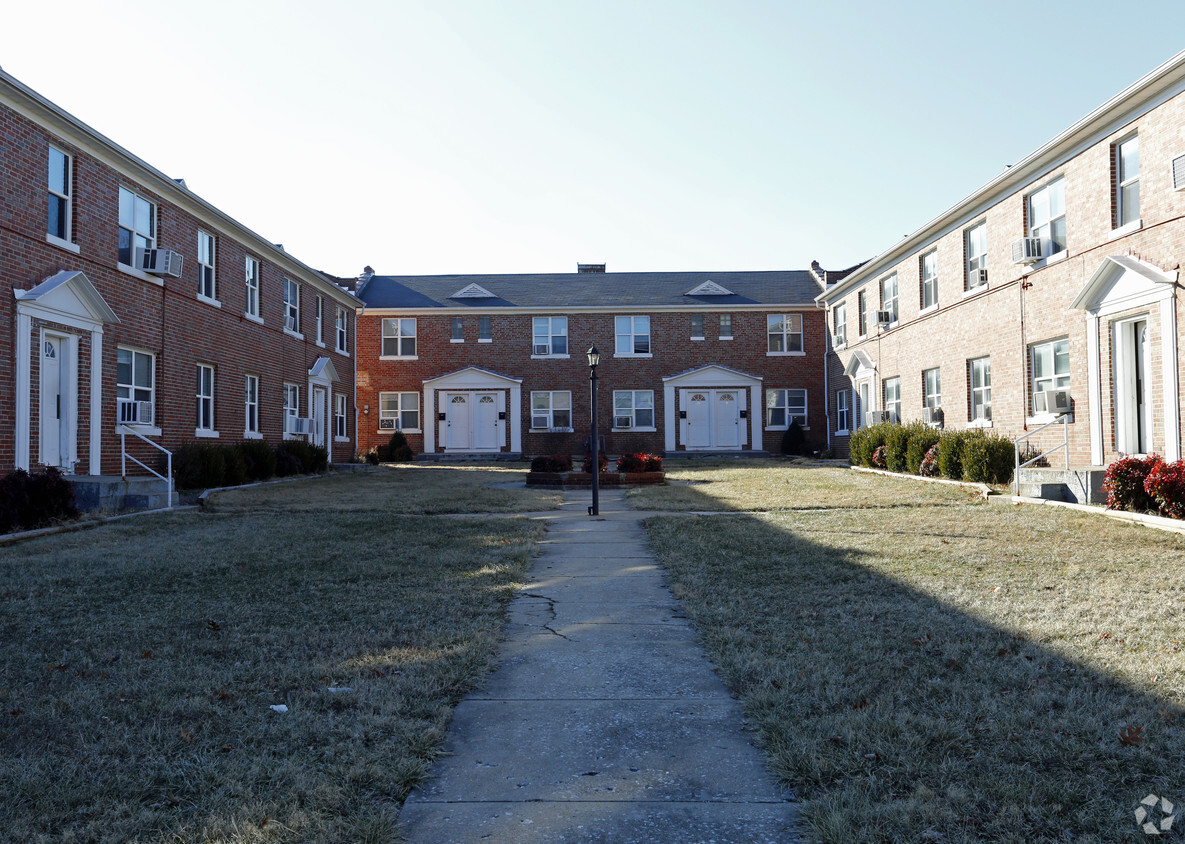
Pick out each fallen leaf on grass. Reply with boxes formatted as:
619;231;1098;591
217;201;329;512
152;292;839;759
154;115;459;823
1120;725;1144;746
180;728;195;744
142;650;153;659
205;620;222;632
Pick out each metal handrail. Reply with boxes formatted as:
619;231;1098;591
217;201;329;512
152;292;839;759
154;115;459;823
117;425;174;510
1013;414;1069;496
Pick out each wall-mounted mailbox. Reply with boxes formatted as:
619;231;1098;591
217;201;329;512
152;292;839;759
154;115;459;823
438;412;447;421
739;409;748;418
679;410;687;419
498;411;507;420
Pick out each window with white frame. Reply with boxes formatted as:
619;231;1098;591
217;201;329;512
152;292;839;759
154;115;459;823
379;392;419;430
691;314;704;339
47;145;72;243
858;290;868;336
530;391;572;430
245;256;260;318
244;374;259;435
766;388;807;428
334;393;347;438
382;318;416;357
116;347;154;425
197;231;216;301
336;307;348;353
920;250;938;310
451;316;463;341
118;186;155;266
283;279;301;334
923;367;941;411
965;221;987;289
767;314;803;353
836;390;850;433
1027;177;1066;258
883;377;901;423
479;316;492;342
1031;338;1069;410
315;296;324;344
615;316;651;355
613;390;655;428
532;316;568;355
969;357;992;421
833;302;847;346
283;383;300;433
196;364;215;432
1116;134;1140;228
719;313;732;338
879;273;898;324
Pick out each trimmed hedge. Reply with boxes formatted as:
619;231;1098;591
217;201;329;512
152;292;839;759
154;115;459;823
173;440;327;490
937;429;969;481
849;421;894;468
906;425;942;475
0;468;79;534
618;452;663;472
530;454;573;473
961;430;1015;485
374;431;414;463
1144;459;1185;519
851;422;1014;485
1102;454;1160;512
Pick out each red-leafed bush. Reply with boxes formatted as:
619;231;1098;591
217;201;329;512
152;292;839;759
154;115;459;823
919;443;941;477
618;453;663;472
872;445;887;469
1102;453;1161;512
530;454;572;473
581;451;610;473
1143;458;1185;519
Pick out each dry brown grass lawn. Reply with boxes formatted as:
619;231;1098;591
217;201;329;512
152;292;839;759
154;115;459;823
643;471;1185;843
0;469;543;843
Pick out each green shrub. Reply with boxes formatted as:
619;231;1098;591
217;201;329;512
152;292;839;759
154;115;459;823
905;424;942;475
0;468;79;533
962;430;1015;485
235;439;277;481
173;441;226;490
781;421;805;456
274;447;303;477
530;454;572;473
937;430;968;480
882;424;912;473
849;421;892;467
276;440;328;475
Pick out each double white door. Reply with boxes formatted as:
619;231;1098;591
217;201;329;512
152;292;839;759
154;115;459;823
683;389;742;450
444;392;500;451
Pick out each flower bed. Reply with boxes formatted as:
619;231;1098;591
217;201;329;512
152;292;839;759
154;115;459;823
525;471;665;488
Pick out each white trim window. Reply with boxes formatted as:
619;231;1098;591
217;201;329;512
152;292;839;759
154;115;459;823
196;364;215;433
766;388;807;429
883;377;901;423
283;278;301;334
833;302;847;347
691;314;704;339
1116;134;1140;228
118;186;155;267
920;250;938;311
379;392;419;431
858;291;868;337
969;357;992;422
197;230;217;301
1027;177;1066;258
479;316;492;342
1031;338;1069;410
116;347;154;426
47;145;72;244
381;318;417;357
451;316;464;342
615;316;651;356
879;273;898;325
835;390;850;434
530;391;572;430
334;393;347;439
767;314;803;354
923;367;941;412
719;313;733;339
532;316;568;356
245;256;260;319
965;221;987;290
244;374;260;436
336;307;348;353
283;383;300;434
315;295;324;345
613;390;655;429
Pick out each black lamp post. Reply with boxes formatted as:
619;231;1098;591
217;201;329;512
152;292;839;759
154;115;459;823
587;346;601;516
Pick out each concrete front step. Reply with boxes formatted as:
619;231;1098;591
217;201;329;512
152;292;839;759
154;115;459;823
1015;466;1105;504
67;475;177;512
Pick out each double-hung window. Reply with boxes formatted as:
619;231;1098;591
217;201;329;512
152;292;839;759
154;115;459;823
197;231;216;301
767;314;803;353
1031;338;1069;412
766;388;807;428
118;186;155;267
245;257;260;319
530;391;572;430
47;145;73;245
283;279;301;334
883;377;901;423
379;392;419;430
835;390;850;434
920;250;938;311
196;364;215;433
336;307;348;353
315;296;324;344
382;318;416;357
116;347;154;426
283;384;300;434
691;314;704;339
244;375;260;436
613;390;655;428
451;317;464;341
965;221;988;290
479;316;492;342
969;357;992;422
1116;135;1140;228
858;291;868;336
833;303;847;347
615;316;651;355
532;316;568;356
923;368;941;412
719;314;733;339
334;394;347;439
879;274;898;325
1027;177;1066;258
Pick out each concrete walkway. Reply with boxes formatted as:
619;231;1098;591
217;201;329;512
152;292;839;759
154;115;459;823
397;489;798;843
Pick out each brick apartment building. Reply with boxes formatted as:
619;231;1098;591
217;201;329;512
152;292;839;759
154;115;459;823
1;69;360;488
817;50;1185;473
353;266;834;459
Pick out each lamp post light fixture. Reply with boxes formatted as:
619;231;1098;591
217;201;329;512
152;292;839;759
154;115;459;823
587;346;601;516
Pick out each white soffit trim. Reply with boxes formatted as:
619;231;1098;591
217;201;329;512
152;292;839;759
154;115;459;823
1071;255;1178;312
423;366;524;387
450;283;496;299
684;280;734;296
662;363;762;384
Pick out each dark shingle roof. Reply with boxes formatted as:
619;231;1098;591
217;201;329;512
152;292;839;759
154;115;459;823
358;270;822;310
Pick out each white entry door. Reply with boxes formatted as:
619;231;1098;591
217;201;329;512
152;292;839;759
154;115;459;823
39;336;69;468
713;391;741;448
1115;319;1152;454
685;391;711;448
312;386;328;447
446;393;471;449
473;394;499;450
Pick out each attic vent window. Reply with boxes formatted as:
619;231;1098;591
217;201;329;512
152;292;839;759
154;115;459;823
685;280;734;296
451;283;495;298
577;263;606;273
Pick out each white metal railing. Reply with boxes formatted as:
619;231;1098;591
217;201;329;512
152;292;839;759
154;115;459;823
118;425;173;510
1013;414;1069;496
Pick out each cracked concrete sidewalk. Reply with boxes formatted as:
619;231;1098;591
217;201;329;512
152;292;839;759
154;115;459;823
396;488;799;843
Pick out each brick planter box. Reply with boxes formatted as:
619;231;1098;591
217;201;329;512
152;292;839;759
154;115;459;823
526;471;665;488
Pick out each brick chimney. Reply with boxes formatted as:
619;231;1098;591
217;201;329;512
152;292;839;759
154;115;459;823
577;263;606;273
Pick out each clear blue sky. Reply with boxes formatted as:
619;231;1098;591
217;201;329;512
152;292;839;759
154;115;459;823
3;1;1182;277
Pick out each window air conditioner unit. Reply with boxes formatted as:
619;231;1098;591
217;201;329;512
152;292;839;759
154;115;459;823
531;415;550;429
136;247;184;277
1034;389;1072;415
921;407;934;424
876;310;893;326
615;416;633;429
864;410;890;426
969;268;988;286
118;398;154;425
1012;237;1042;265
378;418;394;430
288;417;313;435
532;344;550;355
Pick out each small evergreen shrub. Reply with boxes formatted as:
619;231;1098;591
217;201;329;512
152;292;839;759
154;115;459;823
906;424;942;475
919;443;941;477
0;468;79;533
849;422;892;467
276;440;329;474
581;451;609;473
618;452;662;472
882;424;912;473
962;430;1015;485
173;441;227;490
236;439;277;481
274;448;303;477
781;421;805;456
386;431;414;462
1144;458;1185;519
937;430;968;480
365;449;381;466
1101;454;1160;512
530;454;573;473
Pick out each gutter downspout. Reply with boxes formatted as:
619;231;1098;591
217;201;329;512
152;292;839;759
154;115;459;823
817;298;831;453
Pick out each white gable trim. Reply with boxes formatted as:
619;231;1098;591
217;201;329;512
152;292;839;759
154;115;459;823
1071;255;1177;314
843;350;876;380
450;283;496;299
308;356;340;383
685;280;734;297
